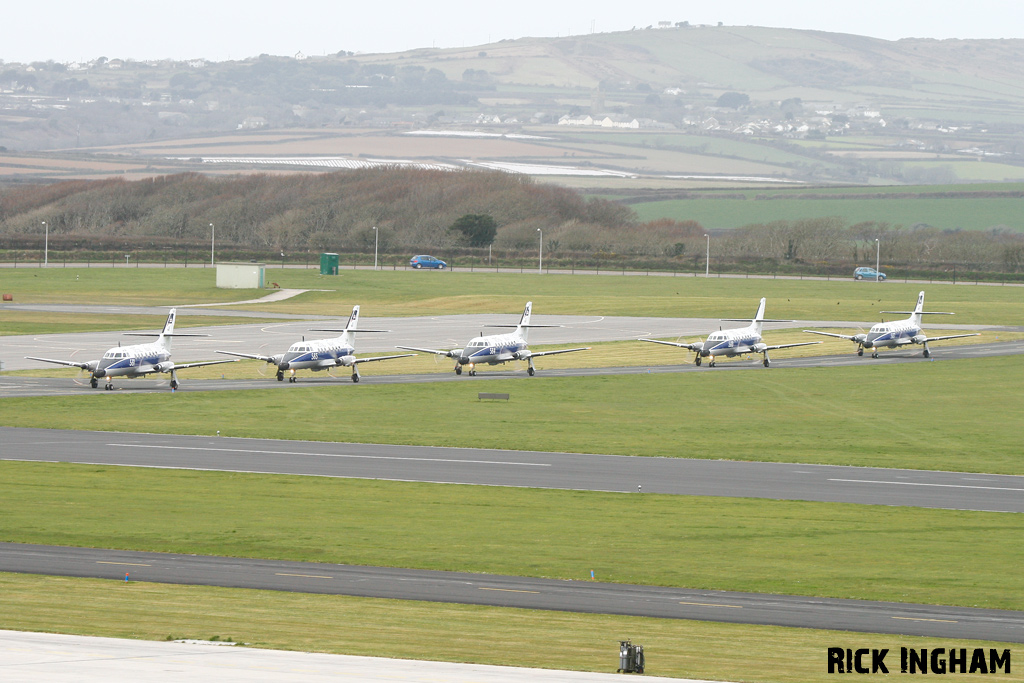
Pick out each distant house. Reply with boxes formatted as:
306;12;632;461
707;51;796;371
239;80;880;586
558;114;594;126
187;59;207;69
294;51;307;61
107;59;124;69
237;116;268;130
597;116;639;129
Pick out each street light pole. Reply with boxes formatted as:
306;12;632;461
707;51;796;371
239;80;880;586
372;226;378;270
875;238;880;281
704;233;710;277
537;228;543;274
42;221;48;267
210;223;215;265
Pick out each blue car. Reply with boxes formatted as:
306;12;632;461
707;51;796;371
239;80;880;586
854;267;885;281
410;255;447;269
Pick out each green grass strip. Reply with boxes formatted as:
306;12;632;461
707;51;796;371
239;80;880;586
3;356;1022;474
1;462;1020;610
0;573;1015;682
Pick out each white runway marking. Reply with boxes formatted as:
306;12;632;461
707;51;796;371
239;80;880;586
110;443;551;467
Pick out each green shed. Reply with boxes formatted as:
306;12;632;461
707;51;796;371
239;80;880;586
320;252;339;275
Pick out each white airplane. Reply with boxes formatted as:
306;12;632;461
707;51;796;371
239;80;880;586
216;305;414;383
804;291;979;358
397;301;589;376
639;298;820;367
25;309;236;390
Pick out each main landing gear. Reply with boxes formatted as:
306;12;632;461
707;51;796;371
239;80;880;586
527;360;536;377
90;378;98;388
277;369;285;382
351;372;360;383
454;364;462;375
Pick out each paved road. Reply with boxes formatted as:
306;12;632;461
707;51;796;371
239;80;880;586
3;427;1021;512
2;543;1021;643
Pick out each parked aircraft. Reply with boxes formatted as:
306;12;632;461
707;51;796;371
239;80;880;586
804;291;979;358
25;309;235;390
639;298;820;367
397;301;588;376
216;305;413;382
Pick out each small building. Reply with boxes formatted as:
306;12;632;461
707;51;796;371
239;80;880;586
216;262;266;289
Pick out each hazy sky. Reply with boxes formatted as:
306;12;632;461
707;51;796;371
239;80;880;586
5;1;1024;64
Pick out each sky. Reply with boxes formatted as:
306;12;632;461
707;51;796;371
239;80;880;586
4;1;1024;64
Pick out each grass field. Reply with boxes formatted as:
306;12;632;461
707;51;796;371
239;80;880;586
1;461;1020;610
0;574;1015;682
630;195;1024;231
3;356;1022;474
2;268;1020;323
2;267;1020;678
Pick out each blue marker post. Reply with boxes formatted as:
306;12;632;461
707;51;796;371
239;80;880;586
124;572;129;583
590;570;595;580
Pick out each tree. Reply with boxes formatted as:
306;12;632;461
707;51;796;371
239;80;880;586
716;92;749;109
449;213;497;247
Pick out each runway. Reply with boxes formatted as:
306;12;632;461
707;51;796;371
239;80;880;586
2;543;1022;642
3;427;1022;513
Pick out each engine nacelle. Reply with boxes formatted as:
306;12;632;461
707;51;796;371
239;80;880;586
912;334;928;345
852;333;867;344
751;342;768;353
338;355;357;367
449;349;464;359
154;361;175;374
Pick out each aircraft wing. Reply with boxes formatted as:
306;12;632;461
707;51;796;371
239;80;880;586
763;341;822;352
24;356;95;370
638;339;702;351
171;359;240;371
803;330;857;341
396;345;454;357
216;350;278;363
923;333;980;343
350;353;416;364
519;347;590;359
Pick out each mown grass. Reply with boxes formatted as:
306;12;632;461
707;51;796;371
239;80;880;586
0;310;277;336
0;574;1015;682
2;356;1021;474
2;267;1020;323
1;461;1021;610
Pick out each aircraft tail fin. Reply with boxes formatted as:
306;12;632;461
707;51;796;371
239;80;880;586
345;305;360;332
752;298;767;334
517;301;533;341
160;309;176;348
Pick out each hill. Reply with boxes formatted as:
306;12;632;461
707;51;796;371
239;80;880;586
2;25;1024;189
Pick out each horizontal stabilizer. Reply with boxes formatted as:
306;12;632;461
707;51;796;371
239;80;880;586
124;332;211;337
309;329;390;333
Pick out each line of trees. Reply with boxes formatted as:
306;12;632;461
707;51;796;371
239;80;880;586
1;169;1022;275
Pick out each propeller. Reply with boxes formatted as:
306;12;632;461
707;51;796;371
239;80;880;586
254;343;272;377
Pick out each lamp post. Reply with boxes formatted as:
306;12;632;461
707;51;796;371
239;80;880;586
875;238;880;281
210;223;215;265
537;228;543;274
372;226;378;270
42;221;48;267
704;233;710;277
